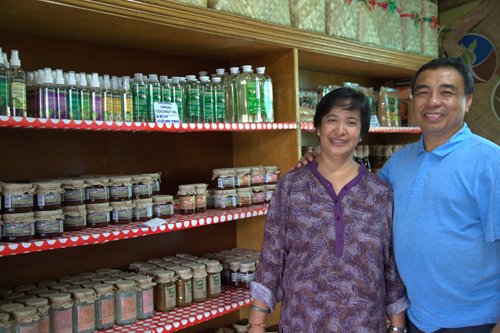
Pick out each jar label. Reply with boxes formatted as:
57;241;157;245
63;189;85;203
37;192;62;208
87;211;109;224
265;190;274;202
165;285;176;309
240;272;255;283
192;277;207;300
4;193;34;208
99;297;115;326
53;308;73;332
112;208;133;221
36;219;64;233
252;174;264;185
110;186;132;199
3;222;34;236
86;187;108;201
17;322;37;333
76;303;96;332
217;176;235;189
154;203;173;217
118;293;137;321
133;184;151;197
134;206;153;220
264;173;278;184
39;315;50;333
196;194;206;209
236;174;251;187
185;280;192;304
142;288;154;315
215;196;237;209
179;195;196;210
253;192;265;204
231;271;240;283
64;215;87;228
209;274;221;295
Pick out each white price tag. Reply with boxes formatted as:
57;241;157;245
154;102;181;124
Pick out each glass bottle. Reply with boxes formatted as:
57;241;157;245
71;288;96;333
183;263;207;303
171;76;183;121
53;69;68;119
121;76;133;122
26;71;37;117
42;67;58;119
177;184;196;215
183;75;201;123
49;293;74;333
236;65;261;122
153;270;176;312
9;49;27;117
114;280;137;325
0;47;9;116
206;260;223;298
160;75;172;102
200;75;214;123
194;183;208;213
148;73;161;122
78;72;91;120
89;72;103;121
93;283;115;330
224;66;240;123
111;76;121;121
102;74;113;121
172;267;193;307
212;76;226;122
256;66;274;122
132;73;148;122
24;298;50;333
66;71;81;120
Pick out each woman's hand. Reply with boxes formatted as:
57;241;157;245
296;151;318;168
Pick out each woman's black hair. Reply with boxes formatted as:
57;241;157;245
313;87;371;137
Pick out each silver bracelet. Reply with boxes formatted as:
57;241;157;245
388;326;407;333
250;304;271;314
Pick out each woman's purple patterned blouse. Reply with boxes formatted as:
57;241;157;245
250;161;408;333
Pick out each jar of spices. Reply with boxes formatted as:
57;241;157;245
220;259;231;286
34;209;64;238
183;263;207;303
61;179;87;206
11;306;39;333
25;298;50;333
213;189;237;210
110;200;133;225
239;260;256;289
36;290;59;299
229;260;241;287
139;172;162;195
250;167;265;186
252;186;265;205
108;176;132;202
152;195;174;219
263;166;280;184
206;260;223;298
35;182;63;211
83;177;109;204
114;280;137;325
62;204;87;231
236;188;252;207
133;275;155;319
1;212;35;242
0;303;24;315
71;288;96;333
1;183;35;213
194;183;208;213
264;184;276;203
235;167;251;188
178;185;196;215
212;168;236;189
86;202;111;228
132;176;153;199
153;270;176;312
132;198;153;222
93;283;115;330
48;293;73;333
0;312;10;333
171;267;193;307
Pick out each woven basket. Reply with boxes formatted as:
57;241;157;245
420;0;439;58
375;1;403;51
290;0;326;34
357;1;381;46
208;0;260;19
262;0;291;26
208;0;291;26
326;0;359;40
399;0;422;54
172;0;207;7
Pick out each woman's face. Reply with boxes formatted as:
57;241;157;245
319;105;362;160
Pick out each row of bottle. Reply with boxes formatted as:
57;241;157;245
0;47;274;124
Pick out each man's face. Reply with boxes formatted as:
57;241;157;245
413;67;472;146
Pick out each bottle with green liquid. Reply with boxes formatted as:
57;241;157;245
121;76;133;122
200;75;214;123
224;67;240;123
0;47;10;116
236;65;261;122
8;50;27;117
183;75;201;123
148;74;161;122
160;75;172;103
102;74;113;121
211;76;225;123
256;67;274;123
171;76;183;122
78;72;91;120
66;71;81;120
132;73;148;122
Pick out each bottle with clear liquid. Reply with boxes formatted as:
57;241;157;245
215;68;226;79
102;74;113;121
256;67;274;122
78;72;91;120
132;73;148;122
212;76;225;122
199;76;214;123
148;74;161;122
66;71;81;120
171;76;183;121
160;75;172;103
90;73;103;121
0;47;10;116
183;75;200;123
9;50;27;117
55;69;68;119
121;76;133;122
224;67;239;123
111;76;121;121
40;67;58;119
236;65;261;122
33;69;44;118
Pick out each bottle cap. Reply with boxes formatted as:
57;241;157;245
211;77;221;83
122;76;131;90
171;76;179;84
134;73;143;81
27;72;35;86
90;72;100;88
67;71;77;86
149;74;159;82
55;69;65;85
3;53;9;69
111;76;119;90
230;67;239;74
43;67;54;84
186;75;196;81
160;75;168;83
215;68;225;75
103;74;111;89
199;76;210;82
256;67;265;74
79;72;88;88
9;49;21;67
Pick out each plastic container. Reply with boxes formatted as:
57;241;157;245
34;209;64;238
35;182;63;211
62;204;87;231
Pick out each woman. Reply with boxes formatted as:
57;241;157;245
248;88;408;333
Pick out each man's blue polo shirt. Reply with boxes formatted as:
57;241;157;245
379;124;499;332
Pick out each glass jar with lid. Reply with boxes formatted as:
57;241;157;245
153;270;176;312
26;287;48;296
264;184;276;203
35;182;63;211
212;168;236;189
71;288;97;333
205;260;223;298
86;202;111;228
132;176;153;199
83;177;109;204
25;297;50;333
250;166;265;186
62;204;87;231
239;260;256;289
36;290;59;299
183;263;207;303
48;293;73;333
171;267;193;307
213;189;237;210
34;209;64;238
14;284;36;294
133;275;155;319
132;198;153;222
152;195;174;219
0;303;24;316
263;166;280;184
178;185;196;215
0;312;10;333
220;259;231;286
108;176;132;202
1;183;35;213
61;179;87;206
110;200;133;225
1;212;35;242
236;188;252;207
11;306;39;333
229;259;241;287
139;172;162;195
194;183;208;213
93;283;115;330
252;186;265;205
235;167;251;188
50;283;71;293
114;280;137;325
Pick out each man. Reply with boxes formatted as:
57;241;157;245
300;58;499;332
